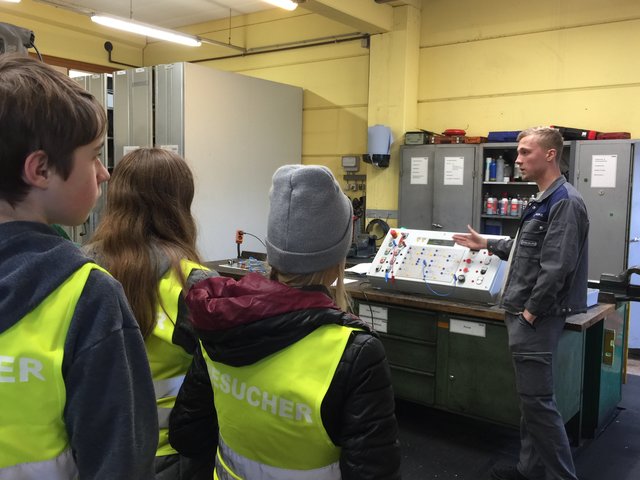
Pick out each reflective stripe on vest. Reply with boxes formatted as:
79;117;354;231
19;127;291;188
214;436;340;480
203;323;358;478
155;375;186;429
0;262;103;477
0;449;77;480
146;259;208;456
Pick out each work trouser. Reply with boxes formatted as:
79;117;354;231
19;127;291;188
505;312;578;480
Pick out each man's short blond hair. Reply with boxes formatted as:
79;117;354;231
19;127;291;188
517;126;564;162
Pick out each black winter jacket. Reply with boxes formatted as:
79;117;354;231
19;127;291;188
169;273;401;479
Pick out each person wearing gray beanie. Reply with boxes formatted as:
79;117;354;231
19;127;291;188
266;164;353;275
169;164;401;480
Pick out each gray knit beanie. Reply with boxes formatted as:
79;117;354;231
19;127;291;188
266;164;353;274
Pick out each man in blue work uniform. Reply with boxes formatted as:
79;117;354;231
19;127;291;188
453;126;589;480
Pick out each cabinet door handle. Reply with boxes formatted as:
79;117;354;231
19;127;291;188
432;223;443;229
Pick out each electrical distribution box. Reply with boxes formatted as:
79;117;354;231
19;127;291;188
341;155;360;172
367;228;509;304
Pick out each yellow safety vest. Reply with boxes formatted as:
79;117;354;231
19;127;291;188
0;262;104;479
147;259;208;456
203;323;358;480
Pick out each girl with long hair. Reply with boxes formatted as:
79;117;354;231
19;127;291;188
85;147;216;480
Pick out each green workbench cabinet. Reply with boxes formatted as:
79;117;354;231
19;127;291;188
357;301;438;405
435;313;582;428
357;300;584;429
581;301;627;437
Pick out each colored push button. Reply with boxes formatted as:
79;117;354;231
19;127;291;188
458;274;466;283
390;229;398;238
465;258;472;264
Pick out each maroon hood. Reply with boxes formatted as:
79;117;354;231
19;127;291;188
186;272;340;332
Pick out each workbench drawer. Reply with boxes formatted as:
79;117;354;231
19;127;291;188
389;365;435;405
358;302;437;342
380;333;436;373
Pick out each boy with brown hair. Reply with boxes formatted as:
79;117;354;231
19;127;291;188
0;55;158;479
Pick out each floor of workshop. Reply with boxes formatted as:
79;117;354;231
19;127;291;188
398;356;640;479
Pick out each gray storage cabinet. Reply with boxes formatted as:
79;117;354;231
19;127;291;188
399;144;478;232
113;62;303;261
570;140;638;281
69;73;112;244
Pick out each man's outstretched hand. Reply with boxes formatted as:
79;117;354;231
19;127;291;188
451;225;488;251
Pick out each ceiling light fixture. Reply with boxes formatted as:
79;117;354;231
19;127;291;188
0;0;22;3
262;0;298;11
91;14;201;47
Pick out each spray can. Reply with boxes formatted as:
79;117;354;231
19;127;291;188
499;194;509;216
510;196;521;217
486;195;496;215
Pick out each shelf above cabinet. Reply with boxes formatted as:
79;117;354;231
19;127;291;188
482;181;537;186
481;214;522;220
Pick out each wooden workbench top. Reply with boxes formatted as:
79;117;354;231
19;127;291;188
205;260;614;332
344;278;614;332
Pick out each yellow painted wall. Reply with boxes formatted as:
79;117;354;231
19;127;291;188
419;0;640;136
5;0;640;217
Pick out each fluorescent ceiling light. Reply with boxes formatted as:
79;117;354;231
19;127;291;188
0;0;22;3
263;0;298;11
91;14;201;47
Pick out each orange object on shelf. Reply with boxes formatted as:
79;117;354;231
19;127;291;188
464;136;488;144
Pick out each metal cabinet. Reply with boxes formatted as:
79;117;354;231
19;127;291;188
65;73;113;244
113;67;154;165
357;300;585;429
582;302;627;437
111;62;303;261
435;315;520;425
358;302;437;405
436;314;582;428
570;140;638;281
399;144;478;233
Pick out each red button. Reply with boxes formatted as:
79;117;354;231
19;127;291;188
390;229;398;238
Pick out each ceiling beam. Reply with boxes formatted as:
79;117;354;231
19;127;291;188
298;0;394;34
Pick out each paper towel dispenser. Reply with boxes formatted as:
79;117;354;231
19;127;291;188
364;124;393;168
